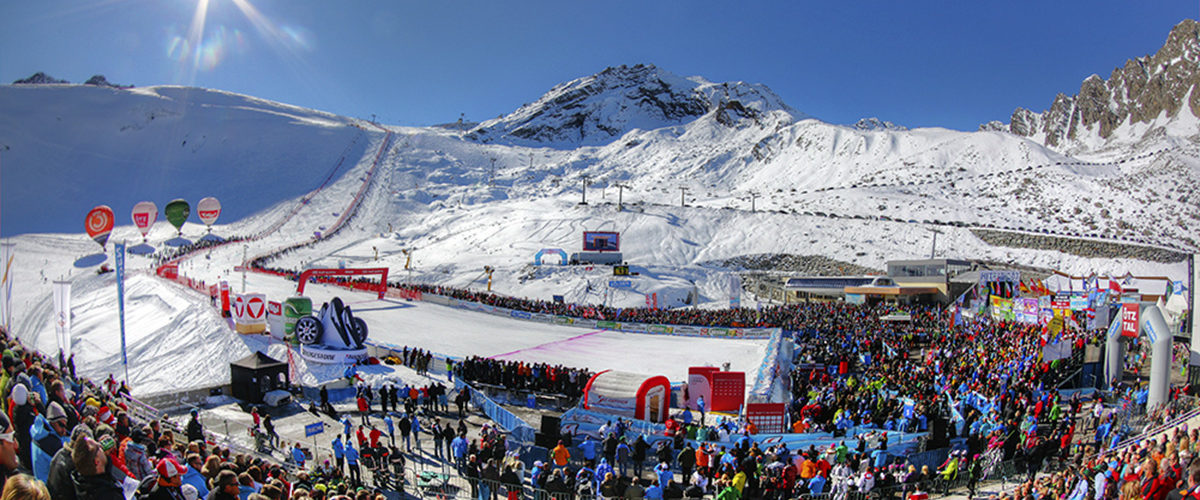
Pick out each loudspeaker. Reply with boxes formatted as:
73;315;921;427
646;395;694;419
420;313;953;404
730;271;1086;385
534;432;558;449
540;415;561;435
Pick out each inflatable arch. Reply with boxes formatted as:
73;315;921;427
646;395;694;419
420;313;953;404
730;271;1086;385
534;248;568;266
582;370;671;423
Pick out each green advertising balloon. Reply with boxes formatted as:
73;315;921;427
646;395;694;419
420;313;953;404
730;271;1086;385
164;199;190;234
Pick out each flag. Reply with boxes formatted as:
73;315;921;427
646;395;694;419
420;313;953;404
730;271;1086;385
52;281;72;355
115;242;128;382
1109;278;1122;293
1019;280;1030;294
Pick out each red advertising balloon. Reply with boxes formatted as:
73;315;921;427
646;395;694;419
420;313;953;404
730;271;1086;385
85;205;115;249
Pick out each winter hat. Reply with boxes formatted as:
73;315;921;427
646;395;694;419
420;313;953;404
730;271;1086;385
181;484;198;500
47;402;67;423
10;384;27;406
157;457;187;483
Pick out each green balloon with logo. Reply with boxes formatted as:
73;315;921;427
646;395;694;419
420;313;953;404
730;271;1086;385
164;199;190;236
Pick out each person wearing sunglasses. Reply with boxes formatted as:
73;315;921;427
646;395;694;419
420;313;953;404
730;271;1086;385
30;402;70;483
69;435;124;500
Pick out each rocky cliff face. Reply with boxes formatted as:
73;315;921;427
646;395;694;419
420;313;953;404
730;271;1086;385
467;64;799;146
992;19;1200;149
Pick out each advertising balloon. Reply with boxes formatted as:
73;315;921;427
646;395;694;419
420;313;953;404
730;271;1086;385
84;205;114;249
164;199;190;235
197;197;221;228
130;201;158;239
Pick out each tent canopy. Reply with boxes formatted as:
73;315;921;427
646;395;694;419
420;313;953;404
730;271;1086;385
231;351;286;370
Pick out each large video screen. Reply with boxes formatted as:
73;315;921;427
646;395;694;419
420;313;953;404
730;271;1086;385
583;231;620;252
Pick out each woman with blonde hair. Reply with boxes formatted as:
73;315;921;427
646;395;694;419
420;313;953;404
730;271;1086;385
1;474;50;500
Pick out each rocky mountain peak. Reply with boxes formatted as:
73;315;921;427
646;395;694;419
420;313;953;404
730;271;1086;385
991;19;1200;149
467;64;799;146
853;117;907;131
12;72;69;85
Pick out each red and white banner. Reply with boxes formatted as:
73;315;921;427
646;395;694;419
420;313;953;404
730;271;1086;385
1120;303;1140;338
232;293;267;334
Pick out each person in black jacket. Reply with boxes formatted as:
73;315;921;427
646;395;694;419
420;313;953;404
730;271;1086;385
633;435;649;478
185;409;204;444
48;427;92;500
70;437;123;500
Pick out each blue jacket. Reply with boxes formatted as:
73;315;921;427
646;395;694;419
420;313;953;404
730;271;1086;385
181;466;210;498
239;484;256;499
345;446;359;465
451;436;468;458
30;414;66;482
333;437;345;459
579;439;597;459
384;416;394;436
291;446;307;467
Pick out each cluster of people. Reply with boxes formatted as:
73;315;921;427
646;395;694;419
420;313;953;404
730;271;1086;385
0;325;386;500
151;234;248;266
454;356;591;397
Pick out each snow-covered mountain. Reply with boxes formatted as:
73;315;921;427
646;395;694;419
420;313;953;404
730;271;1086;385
466;63;801;147
987;19;1200;154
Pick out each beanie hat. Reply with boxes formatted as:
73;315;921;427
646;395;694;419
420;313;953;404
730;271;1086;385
47;402;67;423
11;384;27;406
181;484;198;500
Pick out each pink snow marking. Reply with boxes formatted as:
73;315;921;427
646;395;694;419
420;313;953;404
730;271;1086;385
488;329;608;359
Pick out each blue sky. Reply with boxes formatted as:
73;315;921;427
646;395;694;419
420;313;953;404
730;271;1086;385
0;1;1193;130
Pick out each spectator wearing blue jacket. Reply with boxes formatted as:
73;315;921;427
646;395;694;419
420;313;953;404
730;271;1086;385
384;415;395;446
808;472;828;495
452;434;469;470
579;436;598;467
411;413;422;452
332;435;345;472
345;443;361;486
181;453;210;499
291;442;307;468
30;402;69;482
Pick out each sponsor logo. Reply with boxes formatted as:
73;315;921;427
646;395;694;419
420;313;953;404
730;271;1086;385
553;316;574;325
510;310;532;320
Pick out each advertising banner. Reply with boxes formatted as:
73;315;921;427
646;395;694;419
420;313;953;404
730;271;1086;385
1016;298;1040;324
232;293;268;334
52;281;71;354
1120;303;1140;338
115;242;128;378
990;296;1014;322
730;274;742;309
267;301;284;340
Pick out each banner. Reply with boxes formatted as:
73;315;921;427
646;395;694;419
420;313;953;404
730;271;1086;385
990;296;1014;322
52;281;71;355
730;274;742;309
114;242;128;381
1016;298;1040;324
1120;303;1140;338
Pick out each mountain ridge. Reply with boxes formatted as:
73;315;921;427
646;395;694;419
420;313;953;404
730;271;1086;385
987;19;1200;153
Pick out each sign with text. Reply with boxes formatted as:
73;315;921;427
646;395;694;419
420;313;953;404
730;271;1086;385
1120;303;1140;338
305;422;324;437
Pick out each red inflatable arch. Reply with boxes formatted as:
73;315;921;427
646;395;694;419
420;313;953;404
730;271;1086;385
582;370;671;423
297;268;390;299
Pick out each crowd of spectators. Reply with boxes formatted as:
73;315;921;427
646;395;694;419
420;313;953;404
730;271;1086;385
0;325;391;500
454;357;591;398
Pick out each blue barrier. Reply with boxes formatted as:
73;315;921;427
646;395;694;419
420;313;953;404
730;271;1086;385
455;380;537;444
